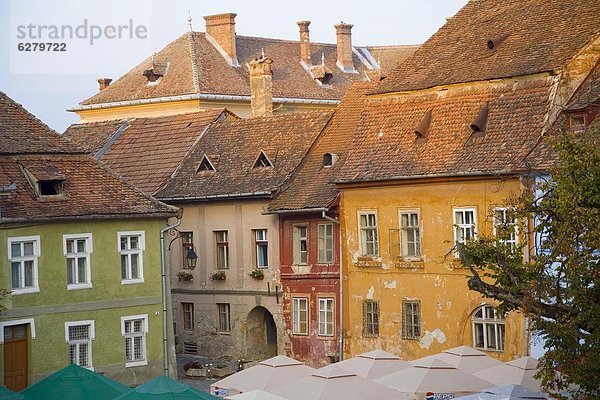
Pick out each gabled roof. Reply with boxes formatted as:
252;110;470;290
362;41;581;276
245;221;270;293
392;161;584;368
77;31;416;108
155;111;333;201
267;82;373;212
374;0;600;94
564;61;600;111
64;109;234;195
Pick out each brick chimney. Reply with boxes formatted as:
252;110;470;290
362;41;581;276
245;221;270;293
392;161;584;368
335;23;354;72
204;13;238;66
297;21;311;65
250;56;273;118
97;78;112;91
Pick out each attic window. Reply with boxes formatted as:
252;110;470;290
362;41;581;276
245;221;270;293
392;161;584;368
143;69;163;83
323;153;338;167
569;114;586;130
198;155;215;172
39;179;64;196
254;152;273;168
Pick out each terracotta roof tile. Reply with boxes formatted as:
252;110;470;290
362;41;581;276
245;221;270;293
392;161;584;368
365;45;419;75
564;62;600;111
155;111;333;200
63;119;128;155
374;0;600;94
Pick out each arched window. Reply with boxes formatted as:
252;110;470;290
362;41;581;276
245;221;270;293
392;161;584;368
472;305;505;351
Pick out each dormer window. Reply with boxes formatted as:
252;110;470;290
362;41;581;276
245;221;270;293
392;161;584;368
569;114;586;130
323;153;338;167
22;164;66;197
39;179;64;196
198;155;215;172
254;151;272;168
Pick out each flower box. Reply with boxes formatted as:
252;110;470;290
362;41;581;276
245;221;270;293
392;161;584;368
248;269;264;280
211;270;226;281
177;270;194;282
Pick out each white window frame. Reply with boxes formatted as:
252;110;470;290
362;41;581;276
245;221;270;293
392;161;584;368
121;314;148;367
64;320;95;370
398;209;422;259
254;229;269;269
317;223;334;264
472;305;505;352
118;231;145;284
453;207;477;256
8;235;40;295
292;297;309;335
318;298;335;337
217;303;231;333
63;234;93;290
292;225;308;265
493;207;519;250
358;211;379;257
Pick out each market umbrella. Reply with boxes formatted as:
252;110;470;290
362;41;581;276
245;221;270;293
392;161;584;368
114;375;218;400
474;357;541;392
272;364;405;400
413;346;503;374
375;358;494;400
0;386;24;400
211;356;314;397
226;390;289;400
457;384;549;400
20;364;130;400
335;349;411;379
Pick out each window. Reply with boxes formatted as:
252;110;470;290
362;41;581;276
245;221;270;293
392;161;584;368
65;321;95;369
569;114;586;130
254;151;272;168
323;153;337;167
217;303;231;333
493;208;519;250
292;297;308;335
121;315;148;367
215;231;229;269
254;229;268;268
8;236;40;294
293;226;308;265
118;231;145;284
359;212;379;256
38;179;64;196
198;155;215;172
472;305;505;351
363;300;379;337
182;303;194;331
402;300;421;340
181;232;194;269
318;224;334;264
454;208;477;253
400;211;421;258
64;234;92;290
318;298;334;336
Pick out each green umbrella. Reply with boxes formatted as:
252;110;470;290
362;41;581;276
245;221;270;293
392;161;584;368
0;386;24;400
113;375;219;400
21;364;130;400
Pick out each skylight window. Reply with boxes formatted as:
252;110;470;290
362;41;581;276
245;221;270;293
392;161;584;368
198;155;215;172
254;151;272;168
39;179;64;196
323;153;338;167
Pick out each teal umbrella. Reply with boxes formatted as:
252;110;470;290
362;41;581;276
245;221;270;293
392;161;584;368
21;364;130;400
113;375;219;400
0;386;24;400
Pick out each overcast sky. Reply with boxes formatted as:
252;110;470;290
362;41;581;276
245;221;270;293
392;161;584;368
0;0;468;132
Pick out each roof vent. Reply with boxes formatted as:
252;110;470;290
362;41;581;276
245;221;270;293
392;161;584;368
415;109;432;138
97;78;112;91
254;151;273;168
323;153;338;167
197;155;215;172
487;33;509;50
310;55;333;85
143;53;169;83
470;102;490;133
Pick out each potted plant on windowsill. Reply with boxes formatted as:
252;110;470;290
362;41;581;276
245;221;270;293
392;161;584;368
248;269;264;280
211;270;226;281
177;270;194;282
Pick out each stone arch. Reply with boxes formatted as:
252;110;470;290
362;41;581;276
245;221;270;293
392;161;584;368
244;306;278;361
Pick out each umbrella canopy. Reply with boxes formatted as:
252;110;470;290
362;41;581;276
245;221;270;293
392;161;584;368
211;356;314;397
457;384;549;400
335;349;411;379
0;386;24;400
114;375;218;400
20;364;130;400
226;390;289;400
413;346;504;374
272;364;404;400
376;358;494;400
474;357;541;392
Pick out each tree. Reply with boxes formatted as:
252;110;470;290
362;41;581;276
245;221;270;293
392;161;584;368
458;125;600;398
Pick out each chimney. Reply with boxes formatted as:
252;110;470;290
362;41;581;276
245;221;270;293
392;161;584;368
204;13;238;65
97;78;112;91
297;21;311;65
250;56;273;118
335;23;354;72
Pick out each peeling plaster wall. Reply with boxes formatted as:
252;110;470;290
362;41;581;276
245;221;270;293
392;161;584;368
340;178;527;362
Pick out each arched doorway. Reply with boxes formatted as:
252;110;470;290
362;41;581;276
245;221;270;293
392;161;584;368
245;306;277;361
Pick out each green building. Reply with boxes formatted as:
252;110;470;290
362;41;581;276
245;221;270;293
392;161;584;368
0;91;178;389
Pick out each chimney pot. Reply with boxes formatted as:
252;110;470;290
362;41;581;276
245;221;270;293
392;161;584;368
97;78;112;91
297;20;311;65
250;56;274;118
335;23;354;72
204;13;238;65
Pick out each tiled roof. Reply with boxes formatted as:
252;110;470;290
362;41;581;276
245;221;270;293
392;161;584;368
374;0;600;94
0;91;83;155
267;83;374;211
155;111;333;200
78;32;412;106
564;62;600;111
63;110;233;195
365;45;419;75
337;76;555;183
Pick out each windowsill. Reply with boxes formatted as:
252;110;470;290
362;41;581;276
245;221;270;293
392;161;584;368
67;283;93;291
257;266;269;269
217;331;231;335
362;335;379;339
291;332;309;337
354;257;382;268
12;287;40;295
475;347;505;353
394;257;425;269
401;337;420;341
125;360;148;368
121;279;144;285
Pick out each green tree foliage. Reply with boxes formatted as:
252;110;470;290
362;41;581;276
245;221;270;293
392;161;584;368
458;126;600;397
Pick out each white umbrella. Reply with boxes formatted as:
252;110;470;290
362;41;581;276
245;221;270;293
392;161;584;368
335;349;411;379
413;346;504;374
457;384;549;400
211;355;315;397
272;364;405;400
376;358;494;400
226;390;290;400
474;357;541;392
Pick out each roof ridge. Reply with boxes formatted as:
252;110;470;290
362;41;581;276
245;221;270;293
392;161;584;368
187;31;201;92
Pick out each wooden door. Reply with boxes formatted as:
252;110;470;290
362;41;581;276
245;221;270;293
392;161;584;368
3;325;28;391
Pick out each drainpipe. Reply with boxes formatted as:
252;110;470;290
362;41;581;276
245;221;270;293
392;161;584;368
321;210;343;361
160;216;181;376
